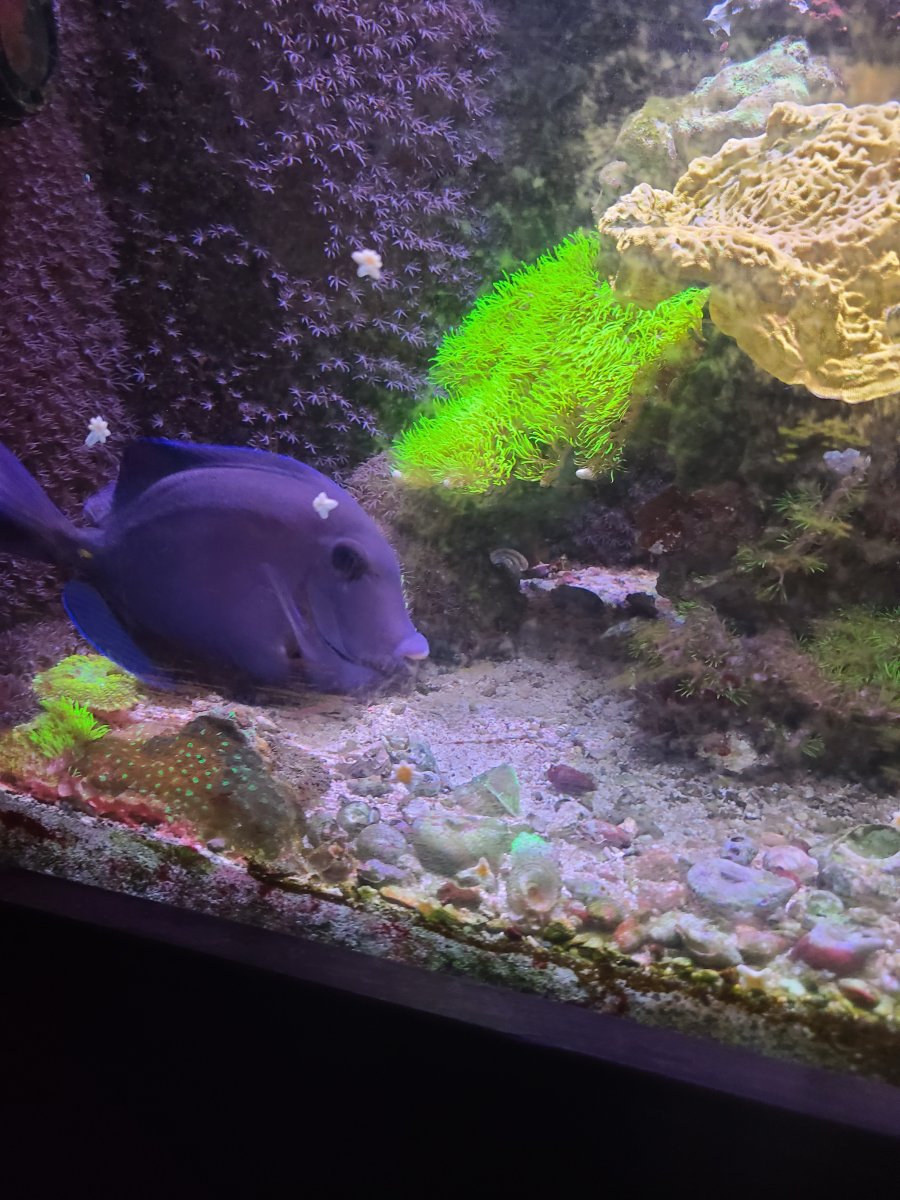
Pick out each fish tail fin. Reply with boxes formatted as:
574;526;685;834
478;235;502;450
0;442;81;566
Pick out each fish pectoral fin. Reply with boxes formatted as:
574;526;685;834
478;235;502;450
62;581;177;691
261;565;326;668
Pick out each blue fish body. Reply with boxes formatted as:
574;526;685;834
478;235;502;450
0;439;428;695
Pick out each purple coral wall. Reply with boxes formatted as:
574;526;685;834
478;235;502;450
0;1;134;629
91;0;498;470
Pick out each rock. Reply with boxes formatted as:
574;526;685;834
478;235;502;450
644;911;683;946
348;779;391;798
837;978;881;1010
635;880;688;914
792;923;886;976
358;858;415;887
784;887;845;929
720;834;756;866
582;819;633;848
436;880;482;909
457;857;496;889
77;715;310;859
761;843;818;883
307;841;356;883
505;832;562;917
629;847;685;881
816;824;900;903
408;770;443;798
448;763;520;818
544;917;578;944
586;899;625;931
384;736;438;774
354;822;409;865
734;925;792;965
833;822;900;860
411;813;512;875
547;764;596;795
687;856;797;916
337;801;378;837
675;914;742;968
612;916;646;954
306;812;344;847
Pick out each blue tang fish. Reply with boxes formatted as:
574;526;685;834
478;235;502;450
0;438;429;696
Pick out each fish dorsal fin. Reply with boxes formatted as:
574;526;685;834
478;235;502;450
112;438;332;512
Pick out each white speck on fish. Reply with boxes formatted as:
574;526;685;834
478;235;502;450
313;491;339;519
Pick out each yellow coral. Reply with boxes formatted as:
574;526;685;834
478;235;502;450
598;102;900;403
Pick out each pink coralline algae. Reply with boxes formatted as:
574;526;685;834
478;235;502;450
92;0;498;470
0;2;134;625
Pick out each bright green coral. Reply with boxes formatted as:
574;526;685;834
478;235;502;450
33;654;139;713
27;697;110;759
391;231;707;492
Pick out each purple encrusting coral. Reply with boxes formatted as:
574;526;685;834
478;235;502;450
93;0;499;469
0;3;134;628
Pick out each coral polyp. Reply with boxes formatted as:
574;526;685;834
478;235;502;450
26;696;109;759
391;231;707;491
33;654;139;716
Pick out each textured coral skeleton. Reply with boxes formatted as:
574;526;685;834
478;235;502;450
599;101;900;404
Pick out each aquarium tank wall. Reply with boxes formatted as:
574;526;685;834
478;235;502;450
1;0;900;1103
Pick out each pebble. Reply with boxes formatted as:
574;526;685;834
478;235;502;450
644;911;682;946
437;881;482;909
586;899;625;930
613;916;645;954
354;822;409;866
582;819;632;849
411;813;512;875
784;888;845;929
358;859;414;887
837;978;880;1010
761;844;819;883
720;834;756;866
505;833;562;916
629;847;684;882
792;923;886;976
675;914;742;969
457;857;496;889
307;841;356;883
337;801;378;837
547;764;596;795
306;812;344;847
733;925;792;965
687;857;797;916
448;763;520;818
635;880;687;914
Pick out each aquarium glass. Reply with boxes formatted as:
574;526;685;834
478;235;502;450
1;0;900;1091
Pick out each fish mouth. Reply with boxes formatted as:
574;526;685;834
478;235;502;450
318;632;408;682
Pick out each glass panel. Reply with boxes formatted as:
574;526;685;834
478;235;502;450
1;0;898;1091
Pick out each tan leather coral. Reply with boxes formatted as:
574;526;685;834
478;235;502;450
598;101;900;403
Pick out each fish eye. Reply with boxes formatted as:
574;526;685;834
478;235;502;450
331;540;367;581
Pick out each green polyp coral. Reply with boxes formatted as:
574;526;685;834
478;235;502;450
33;654;139;713
391;231;708;492
27;697;110;759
